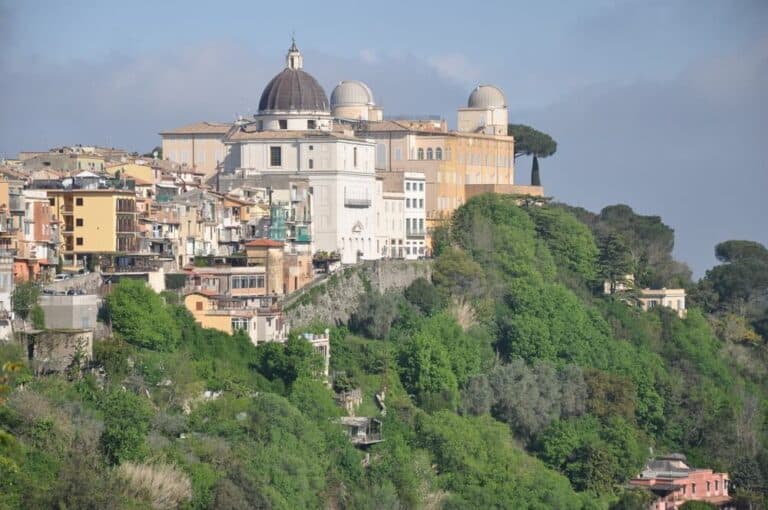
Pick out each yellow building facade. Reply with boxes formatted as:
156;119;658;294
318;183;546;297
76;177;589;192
358;121;522;230
106;162;155;184
159;122;231;177
48;190;138;265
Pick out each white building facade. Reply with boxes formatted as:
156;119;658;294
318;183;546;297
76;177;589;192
403;172;426;259
223;41;380;264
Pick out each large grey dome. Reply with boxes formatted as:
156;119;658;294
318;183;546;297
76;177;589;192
258;68;329;113
330;80;375;107
467;84;506;109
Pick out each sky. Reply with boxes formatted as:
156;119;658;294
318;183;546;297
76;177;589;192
0;0;766;276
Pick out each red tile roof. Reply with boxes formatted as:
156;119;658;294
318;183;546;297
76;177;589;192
244;239;284;248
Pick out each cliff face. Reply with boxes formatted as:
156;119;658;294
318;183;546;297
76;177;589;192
285;259;430;328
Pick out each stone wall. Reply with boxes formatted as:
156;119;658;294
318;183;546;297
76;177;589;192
45;272;102;294
26;329;93;374
285;259;430;328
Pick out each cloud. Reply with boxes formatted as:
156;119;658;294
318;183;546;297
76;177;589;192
359;48;378;64
0;41;470;156
515;38;768;276
427;53;480;86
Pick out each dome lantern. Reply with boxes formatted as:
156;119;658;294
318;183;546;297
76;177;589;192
286;37;303;70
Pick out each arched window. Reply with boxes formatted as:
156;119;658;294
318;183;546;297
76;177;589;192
426;148;433;160
435;147;443;160
417;148;424;160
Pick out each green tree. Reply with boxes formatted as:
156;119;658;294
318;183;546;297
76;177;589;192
30;305;45;330
106;279;181;351
715;240;768;263
254;335;324;390
12;282;40;321
598;232;635;293
99;388;152;465
507;124;557;185
679;502;718;510
349;290;403;339
610;488;655;510
396;327;459;411
432;247;486;298
404;277;446;316
528;206;600;282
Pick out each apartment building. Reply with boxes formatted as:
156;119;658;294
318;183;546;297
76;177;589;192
48;189;139;269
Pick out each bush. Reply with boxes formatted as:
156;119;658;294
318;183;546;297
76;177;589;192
99;388;152;465
118;461;192;510
106;279;181;351
12;282;39;321
30;306;45;330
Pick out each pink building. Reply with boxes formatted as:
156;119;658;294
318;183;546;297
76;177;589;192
629;454;733;509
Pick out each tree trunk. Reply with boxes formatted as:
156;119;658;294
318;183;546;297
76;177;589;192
531;155;541;186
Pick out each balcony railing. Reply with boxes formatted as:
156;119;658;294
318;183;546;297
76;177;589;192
406;229;426;238
344;195;371;208
9;195;24;212
218;230;241;243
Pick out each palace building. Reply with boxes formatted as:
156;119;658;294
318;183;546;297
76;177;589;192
160;40;544;261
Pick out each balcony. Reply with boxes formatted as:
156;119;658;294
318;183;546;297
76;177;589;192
406;229;426;238
222;216;240;228
9;195;24;213
218;229;241;243
344;194;371;208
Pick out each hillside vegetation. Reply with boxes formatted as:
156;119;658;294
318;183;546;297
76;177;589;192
1;194;766;509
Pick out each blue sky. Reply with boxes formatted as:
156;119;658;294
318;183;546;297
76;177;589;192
1;0;766;276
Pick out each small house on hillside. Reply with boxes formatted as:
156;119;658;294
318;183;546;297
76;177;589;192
338;417;383;447
629;453;732;509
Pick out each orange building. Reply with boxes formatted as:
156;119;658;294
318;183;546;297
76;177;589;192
629;454;732;509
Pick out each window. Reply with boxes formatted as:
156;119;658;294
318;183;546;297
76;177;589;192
419;219;424;231
707;481;710;492
419;198;424;208
231;275;265;289
308;159;314;169
682;486;686;495
406;198;411;208
394;148;402;160
278;119;287;129
196;301;203;311
75;198;83;206
270;146;282;167
307;119;316;129
435;147;443;160
231;317;249;331
76;237;83;246
417;148;424;160
257;120;263;130
406;182;411;191
353;147;358;167
692;484;696;495
308;145;314;151
49;198;55;206
715;481;719;491
76;218;83;227
426;148;433;160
